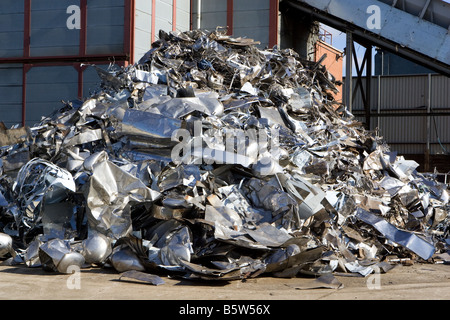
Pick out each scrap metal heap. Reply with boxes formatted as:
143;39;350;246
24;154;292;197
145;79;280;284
0;29;449;284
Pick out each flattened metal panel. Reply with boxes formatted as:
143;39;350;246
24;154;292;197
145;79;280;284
0;0;24;58
86;0;124;55
25;66;78;126
30;0;80;57
0;64;23;127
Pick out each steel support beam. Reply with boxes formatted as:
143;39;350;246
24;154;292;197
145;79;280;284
345;31;353;113
284;0;450;77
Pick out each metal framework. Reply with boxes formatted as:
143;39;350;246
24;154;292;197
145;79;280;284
284;0;450;75
283;0;450;172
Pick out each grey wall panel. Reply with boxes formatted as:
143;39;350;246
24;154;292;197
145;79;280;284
191;0;227;30
232;27;269;48
25;66;78;126
381;76;428;109
0;64;22;128
86;0;124;55
199;12;227;31
431;144;450;155
430;115;450;145
347;74;450;111
234;0;270;11
155;0;174;36
134;0;191;62
192;0;271;47
388;144;426;155
135;0;152;12
134;29;152;63
431;75;450;109
176;0;191;32
233;0;270;48
378;115;426;143
0;0;24;58
346;74;449;156
30;0;80;57
82;64;110;97
197;0;227;13
134;0;153;63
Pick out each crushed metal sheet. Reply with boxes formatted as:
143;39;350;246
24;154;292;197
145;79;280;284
355;208;436;260
119;270;165;286
285;273;344;290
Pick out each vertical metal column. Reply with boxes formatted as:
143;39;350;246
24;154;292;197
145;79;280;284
79;0;87;57
425;73;432;172
22;0;31;126
227;0;234;35
377;74;381;130
269;0;279;48
345;31;353;113
151;0;156;43
365;45;372;130
172;0;177;32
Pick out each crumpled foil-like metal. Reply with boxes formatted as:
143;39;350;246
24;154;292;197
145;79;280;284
0;28;448;281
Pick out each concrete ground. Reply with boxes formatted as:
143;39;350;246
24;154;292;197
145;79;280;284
0;262;449;300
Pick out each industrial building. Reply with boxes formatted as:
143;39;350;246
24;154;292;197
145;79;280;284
0;0;449;173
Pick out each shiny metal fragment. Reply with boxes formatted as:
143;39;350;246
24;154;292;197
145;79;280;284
355;208;436;260
119;270;165;286
38;238;85;274
110;247;146;273
0;232;14;258
82;232;112;265
286;273;344;290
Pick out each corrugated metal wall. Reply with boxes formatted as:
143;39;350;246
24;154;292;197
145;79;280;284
25;66;79;125
30;0;81;57
0;1;24;58
345;74;450;158
86;0;125;55
0;0;193;128
0;64;23;128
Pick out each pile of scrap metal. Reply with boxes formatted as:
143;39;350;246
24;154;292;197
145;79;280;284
0;29;448;284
